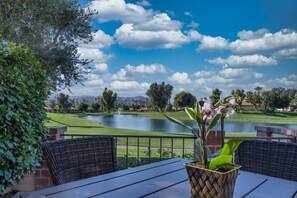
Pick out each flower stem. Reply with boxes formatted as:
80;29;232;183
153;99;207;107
221;115;225;147
201;124;208;168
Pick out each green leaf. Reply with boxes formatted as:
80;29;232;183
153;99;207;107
163;114;194;132
206;113;221;133
185;108;195;121
209;155;233;170
219;138;244;156
194;102;202;131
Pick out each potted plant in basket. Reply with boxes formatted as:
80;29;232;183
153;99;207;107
165;96;243;198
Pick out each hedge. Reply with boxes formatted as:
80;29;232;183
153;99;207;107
0;43;49;195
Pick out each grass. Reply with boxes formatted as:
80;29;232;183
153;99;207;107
46;111;297;169
46;112;271;137
47;110;297;137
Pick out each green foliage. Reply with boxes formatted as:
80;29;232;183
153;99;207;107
56;93;72;113
166;97;242;170
246;89;262;111
0;0;94;90
91;102;100;112
209;88;222;104
146;82;173;112
209;138;243;170
261;88;291;112
100;88;117;113
47;100;57;112
77;100;88;112
174;91;197;109
231;89;246;109
0;43;49;195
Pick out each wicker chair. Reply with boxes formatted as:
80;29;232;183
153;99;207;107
235;140;297;181
42;136;117;185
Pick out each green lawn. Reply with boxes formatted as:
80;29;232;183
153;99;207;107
46;111;297;137
47;112;271;137
46;111;296;169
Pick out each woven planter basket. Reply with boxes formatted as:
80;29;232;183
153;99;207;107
186;163;240;198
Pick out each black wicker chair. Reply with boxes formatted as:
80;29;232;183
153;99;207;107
42;136;117;185
235;140;297;181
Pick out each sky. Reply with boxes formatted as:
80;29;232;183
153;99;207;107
62;0;297;98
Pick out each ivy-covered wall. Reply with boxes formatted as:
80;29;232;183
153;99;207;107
0;43;49;195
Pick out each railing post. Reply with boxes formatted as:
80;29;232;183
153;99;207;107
126;137;128;169
137;137;140;166
182;138;185;158
171;138;174;158
159;138;162;161
148;137;151;163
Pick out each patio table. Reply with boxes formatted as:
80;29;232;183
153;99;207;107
14;158;297;198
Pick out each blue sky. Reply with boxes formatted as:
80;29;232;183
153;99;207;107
64;0;297;98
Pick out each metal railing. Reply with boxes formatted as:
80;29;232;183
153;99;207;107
60;134;295;169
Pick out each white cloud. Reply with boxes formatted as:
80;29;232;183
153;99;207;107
136;0;151;7
198;35;229;51
134;13;182;31
80;30;114;49
219;68;248;78
94;63;108;73
89;0;153;23
125;63;166;74
208;54;277;67
111;80;150;90
194;70;215;78
186;21;199;29
254;72;263;79
77;48;113;63
209;75;234;84
111;69;127;80
83;73;104;86
115;24;193;49
237;28;269;40
194;78;206;86
78;30;114;64
194;75;233;86
230;29;297;54
219;68;263;79
184;11;193;17
186;30;203;41
168;72;191;84
89;0;203;50
273;48;297;59
268;74;297;87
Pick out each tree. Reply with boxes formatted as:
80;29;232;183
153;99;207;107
271;87;290;110
174;91;197;109
0;43;48;195
0;0;94;90
47;99;57;112
261;90;275;112
100;88;117;113
146;82;173;112
209;88;222;104
56;93;72;113
254;86;263;95
246;87;263;111
91;102;100;112
231;89;246;109
77;100;89;112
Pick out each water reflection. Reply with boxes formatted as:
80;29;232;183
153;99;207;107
81;114;297;133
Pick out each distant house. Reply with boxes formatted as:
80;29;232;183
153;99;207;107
241;101;254;111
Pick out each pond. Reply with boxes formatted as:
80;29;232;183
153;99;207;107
81;114;297;133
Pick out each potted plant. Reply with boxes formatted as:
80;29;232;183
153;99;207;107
165;96;243;198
